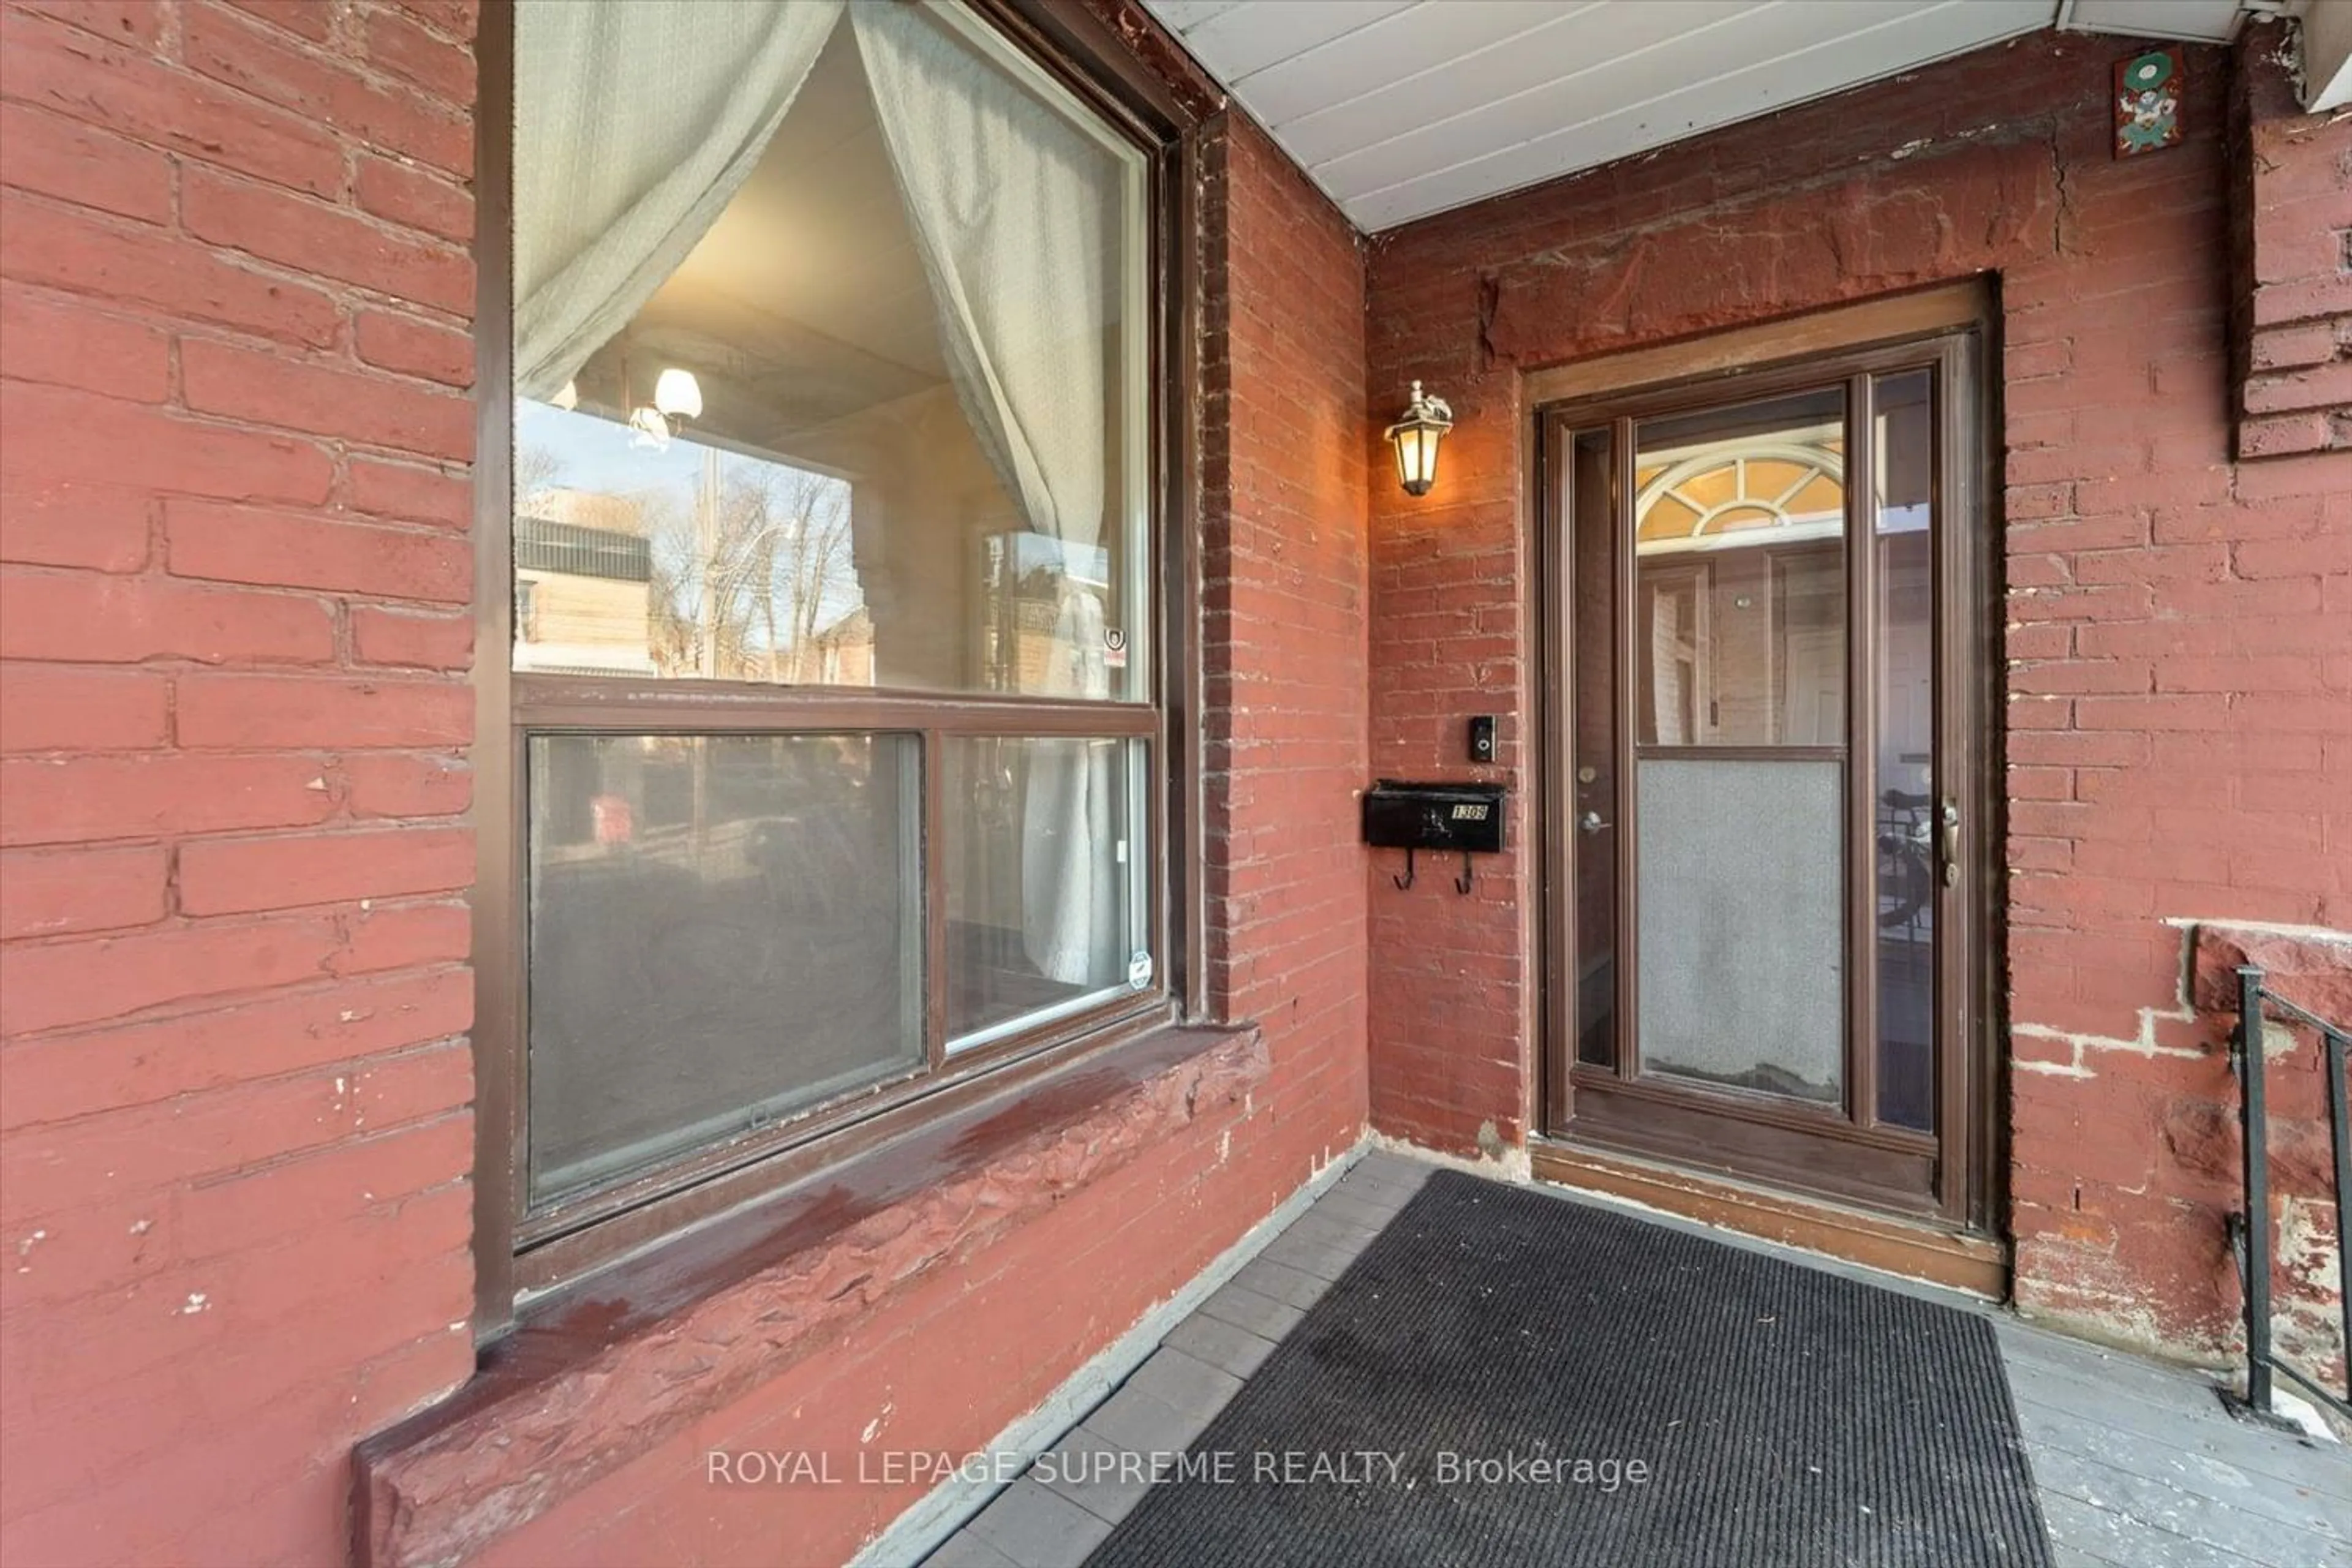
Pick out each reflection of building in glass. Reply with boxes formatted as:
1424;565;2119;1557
521;406;875;687
804;605;874;685
514;488;657;675
982;531;1112;695
527;732;920;1196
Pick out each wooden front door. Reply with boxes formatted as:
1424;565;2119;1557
1539;301;1994;1229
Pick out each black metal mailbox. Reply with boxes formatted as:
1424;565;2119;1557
1362;780;1507;855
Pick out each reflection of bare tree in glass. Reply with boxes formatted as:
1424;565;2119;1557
514;443;563;510
778;472;854;683
646;454;854;681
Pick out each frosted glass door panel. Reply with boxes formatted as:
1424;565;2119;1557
1636;758;1844;1104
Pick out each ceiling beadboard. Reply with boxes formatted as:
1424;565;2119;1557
1142;0;2263;231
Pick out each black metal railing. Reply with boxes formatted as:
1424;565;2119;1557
2227;963;2351;1423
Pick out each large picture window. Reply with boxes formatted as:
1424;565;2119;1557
489;0;1164;1276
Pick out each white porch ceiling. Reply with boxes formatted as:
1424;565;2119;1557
1140;0;2278;232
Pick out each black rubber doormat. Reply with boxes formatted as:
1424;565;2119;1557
1087;1171;2051;1567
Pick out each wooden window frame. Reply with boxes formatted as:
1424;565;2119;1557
469;0;1207;1329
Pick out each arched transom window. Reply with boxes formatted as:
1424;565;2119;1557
1634;437;1845;552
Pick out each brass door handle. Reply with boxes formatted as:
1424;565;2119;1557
1940;801;1960;886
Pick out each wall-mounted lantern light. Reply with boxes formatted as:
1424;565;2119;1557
1385;380;1453;497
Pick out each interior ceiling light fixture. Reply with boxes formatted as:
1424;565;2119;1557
654;367;703;420
627;366;704;451
628;404;673;451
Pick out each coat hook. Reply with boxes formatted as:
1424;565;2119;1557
1455;851;1474;895
1394;846;1417;891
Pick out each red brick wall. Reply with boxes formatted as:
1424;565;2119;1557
2231;23;2352;458
1363;26;2350;1360
0;7;1369;1564
2187;922;2351;1385
1;2;481;1562
1199;113;1374;1165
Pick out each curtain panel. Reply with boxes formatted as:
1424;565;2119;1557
513;0;845;400
853;2;1121;991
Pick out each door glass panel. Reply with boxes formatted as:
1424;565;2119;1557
1569;427;1618;1066
1636;758;1845;1102
1631;386;1848;1103
1874;370;1937;1130
1634;388;1845;747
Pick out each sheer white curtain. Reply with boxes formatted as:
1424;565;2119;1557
854;3;1123;989
512;0;844;401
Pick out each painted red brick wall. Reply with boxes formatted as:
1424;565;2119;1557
1199;113;1374;1164
0;7;1369;1565
1;2;482;1562
2232;23;2352;458
1363;26;2349;1360
2188;922;2351;1385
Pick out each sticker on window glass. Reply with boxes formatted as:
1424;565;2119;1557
1127;950;1154;990
1104;627;1128;670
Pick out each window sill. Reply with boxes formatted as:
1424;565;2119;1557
353;1017;1267;1568
511;989;1179;1280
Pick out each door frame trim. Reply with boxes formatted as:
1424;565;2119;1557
1528;281;2003;1235
1522;282;1992;407
1528;1139;2008;1298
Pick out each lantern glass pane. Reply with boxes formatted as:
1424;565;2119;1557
1401;426;1440;491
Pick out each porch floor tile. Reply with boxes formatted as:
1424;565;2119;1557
919;1153;2348;1568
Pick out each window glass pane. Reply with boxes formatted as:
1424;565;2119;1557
942;737;1146;1047
510;2;1149;697
1874;369;1937;1131
1634;387;1846;746
526;733;922;1202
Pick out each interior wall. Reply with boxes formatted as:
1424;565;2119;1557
1362;23;2349;1360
